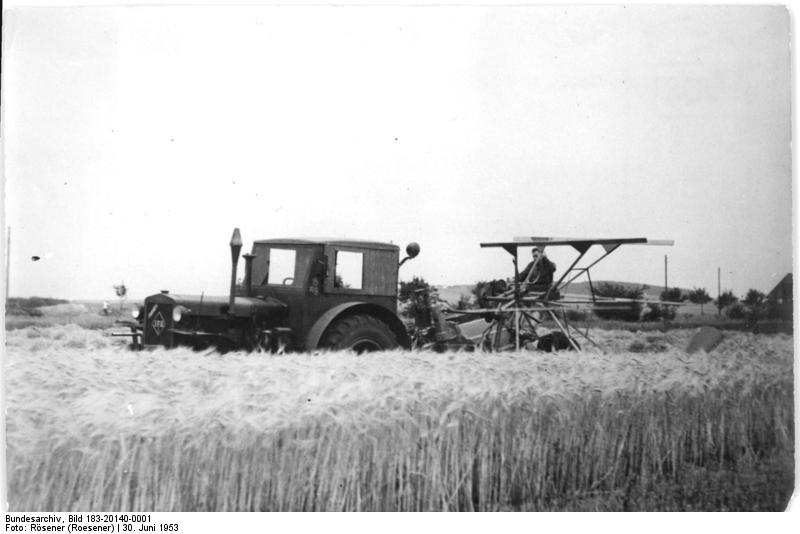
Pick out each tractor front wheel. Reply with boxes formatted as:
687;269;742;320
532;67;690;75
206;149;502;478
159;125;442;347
320;314;399;353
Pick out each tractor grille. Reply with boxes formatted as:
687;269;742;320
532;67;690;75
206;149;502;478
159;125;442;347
143;302;173;346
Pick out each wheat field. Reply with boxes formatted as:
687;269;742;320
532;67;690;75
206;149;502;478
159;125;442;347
4;324;794;511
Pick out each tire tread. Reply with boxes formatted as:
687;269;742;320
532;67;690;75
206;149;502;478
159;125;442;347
321;313;398;351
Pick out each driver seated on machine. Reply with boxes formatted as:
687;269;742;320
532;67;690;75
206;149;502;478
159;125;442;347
517;247;558;297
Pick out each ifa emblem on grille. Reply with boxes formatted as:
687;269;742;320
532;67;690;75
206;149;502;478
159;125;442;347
152;311;166;336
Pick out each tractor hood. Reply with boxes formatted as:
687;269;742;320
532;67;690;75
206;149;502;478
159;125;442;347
145;292;287;319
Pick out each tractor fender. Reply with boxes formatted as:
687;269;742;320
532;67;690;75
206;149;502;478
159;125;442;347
305;302;411;350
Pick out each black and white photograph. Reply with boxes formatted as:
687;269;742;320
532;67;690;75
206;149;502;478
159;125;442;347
2;0;795;521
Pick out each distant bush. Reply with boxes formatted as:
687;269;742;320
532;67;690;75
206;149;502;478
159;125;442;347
6;297;70;317
5;312;119;331
565;308;591;322
642;303;676;322
6;307;44;317
593;283;644;322
726;303;748;320
716;290;738;311
660;287;686;303
7;297;69;310
742;289;767;322
743;289;766;308
642;287;684;322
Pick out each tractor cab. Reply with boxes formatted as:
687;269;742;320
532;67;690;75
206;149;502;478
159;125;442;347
247;239;400;297
243;239;411;350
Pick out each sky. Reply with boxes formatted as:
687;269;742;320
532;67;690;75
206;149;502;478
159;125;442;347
2;4;793;301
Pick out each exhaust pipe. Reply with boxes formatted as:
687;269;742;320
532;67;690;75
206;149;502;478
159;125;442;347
229;228;243;313
242;253;255;297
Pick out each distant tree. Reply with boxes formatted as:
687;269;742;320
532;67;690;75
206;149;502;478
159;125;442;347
644;287;685;321
726;302;747;320
471;279;509;309
716;290;738;312
660;287;686;302
399;276;432;302
399;277;437;326
743;289;767;322
687;287;713;315
743;289;766;308
594;282;644;322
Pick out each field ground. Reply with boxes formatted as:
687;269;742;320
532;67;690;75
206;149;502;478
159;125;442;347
4;315;794;511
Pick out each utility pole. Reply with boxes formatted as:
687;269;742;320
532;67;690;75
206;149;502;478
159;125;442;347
717;267;721;315
663;254;669;329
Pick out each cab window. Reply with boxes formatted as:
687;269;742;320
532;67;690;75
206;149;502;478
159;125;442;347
266;248;296;286
334;251;363;290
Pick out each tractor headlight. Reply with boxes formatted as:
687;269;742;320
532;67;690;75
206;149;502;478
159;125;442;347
172;305;188;323
132;305;143;320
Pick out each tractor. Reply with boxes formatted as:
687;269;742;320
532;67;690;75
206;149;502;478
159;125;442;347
114;229;420;353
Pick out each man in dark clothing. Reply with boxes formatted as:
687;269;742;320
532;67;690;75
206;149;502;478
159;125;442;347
517;247;557;294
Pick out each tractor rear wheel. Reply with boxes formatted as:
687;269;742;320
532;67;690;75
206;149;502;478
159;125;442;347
320;314;399;353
